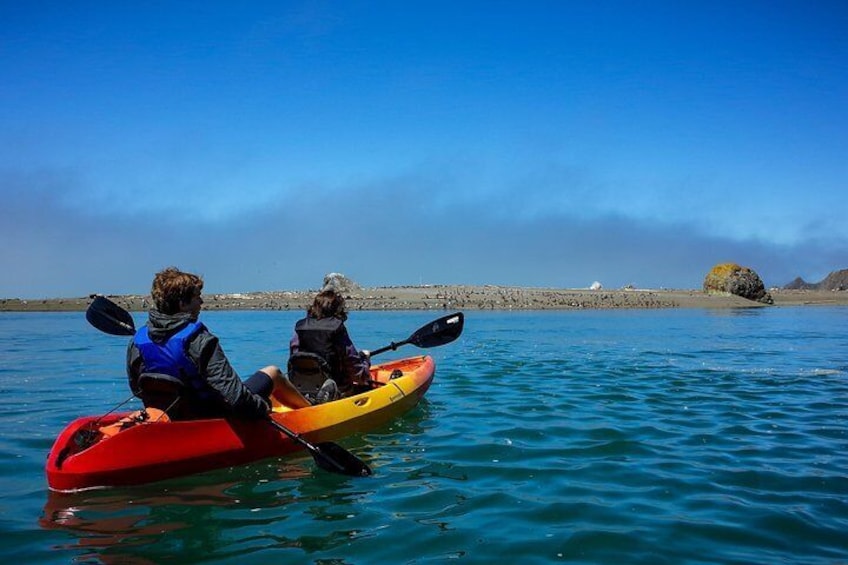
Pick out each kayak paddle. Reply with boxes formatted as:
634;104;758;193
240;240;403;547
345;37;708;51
84;295;372;477
369;311;464;357
87;295;136;336
266;419;371;476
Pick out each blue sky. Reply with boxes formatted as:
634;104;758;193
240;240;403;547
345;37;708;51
2;1;846;298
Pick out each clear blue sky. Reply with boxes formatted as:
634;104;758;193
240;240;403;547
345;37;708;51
2;1;846;298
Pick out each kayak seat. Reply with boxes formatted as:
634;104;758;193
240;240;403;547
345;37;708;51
287;352;333;403
137;372;193;420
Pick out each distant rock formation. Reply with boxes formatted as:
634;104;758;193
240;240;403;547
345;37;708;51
783;269;848;291
322;272;361;294
703;263;774;304
783;277;810;290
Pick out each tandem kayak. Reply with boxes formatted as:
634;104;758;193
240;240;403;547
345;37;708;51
46;355;435;492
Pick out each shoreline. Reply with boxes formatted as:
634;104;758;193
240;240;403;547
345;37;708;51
1;286;847;312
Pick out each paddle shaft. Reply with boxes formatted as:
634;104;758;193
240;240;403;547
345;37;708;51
268;418;318;453
369;339;410;357
267;419;348;474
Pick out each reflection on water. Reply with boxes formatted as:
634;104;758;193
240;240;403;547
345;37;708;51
40;461;317;563
37;412;430;564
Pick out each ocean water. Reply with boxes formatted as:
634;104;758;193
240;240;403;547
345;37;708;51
1;307;847;564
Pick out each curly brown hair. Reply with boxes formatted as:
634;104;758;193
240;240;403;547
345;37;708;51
307;289;348;321
151;267;203;315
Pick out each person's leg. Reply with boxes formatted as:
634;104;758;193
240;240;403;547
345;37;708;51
244;367;276;398
251;365;313;409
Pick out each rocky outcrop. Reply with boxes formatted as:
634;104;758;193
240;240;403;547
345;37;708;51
783;276;812;290
321;272;361;294
703;263;774;304
784;269;848;291
822;270;848;290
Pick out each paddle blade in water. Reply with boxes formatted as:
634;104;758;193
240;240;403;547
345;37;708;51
86;295;136;336
313;442;373;477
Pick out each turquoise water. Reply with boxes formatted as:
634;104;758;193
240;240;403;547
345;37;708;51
1;308;847;564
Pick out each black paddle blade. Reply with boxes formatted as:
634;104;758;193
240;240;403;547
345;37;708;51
313;442;373;476
268;419;372;477
86;295;136;336
408;312;464;349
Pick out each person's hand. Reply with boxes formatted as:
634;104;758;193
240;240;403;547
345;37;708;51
360;349;371;360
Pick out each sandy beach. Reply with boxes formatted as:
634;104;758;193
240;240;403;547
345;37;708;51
1;286;846;312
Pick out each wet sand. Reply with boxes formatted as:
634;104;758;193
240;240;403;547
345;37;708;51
1;286;846;312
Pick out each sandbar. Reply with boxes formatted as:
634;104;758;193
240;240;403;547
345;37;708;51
1;286;846;312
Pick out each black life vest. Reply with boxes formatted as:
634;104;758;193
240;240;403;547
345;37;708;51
293;317;344;382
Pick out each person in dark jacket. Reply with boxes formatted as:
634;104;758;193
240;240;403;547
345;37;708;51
289;287;371;402
127;267;304;420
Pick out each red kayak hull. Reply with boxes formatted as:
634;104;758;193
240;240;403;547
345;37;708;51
46;355;435;491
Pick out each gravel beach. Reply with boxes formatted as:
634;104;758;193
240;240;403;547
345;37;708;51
2;286;846;312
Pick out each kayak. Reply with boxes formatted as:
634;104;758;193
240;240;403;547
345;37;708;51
46;355;435;491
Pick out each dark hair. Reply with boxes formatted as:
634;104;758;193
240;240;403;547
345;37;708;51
151;267;203;315
307;290;347;321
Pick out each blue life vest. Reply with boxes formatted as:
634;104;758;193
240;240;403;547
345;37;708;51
133;321;209;397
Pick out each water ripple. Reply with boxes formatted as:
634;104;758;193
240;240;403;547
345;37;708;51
4;308;848;563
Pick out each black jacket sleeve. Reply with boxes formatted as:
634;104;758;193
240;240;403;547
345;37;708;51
126;339;143;396
189;331;269;419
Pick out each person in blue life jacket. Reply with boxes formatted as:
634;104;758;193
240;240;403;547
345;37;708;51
127;267;309;420
289;286;372;403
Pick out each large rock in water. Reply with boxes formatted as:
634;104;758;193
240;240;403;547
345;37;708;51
703;263;774;304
